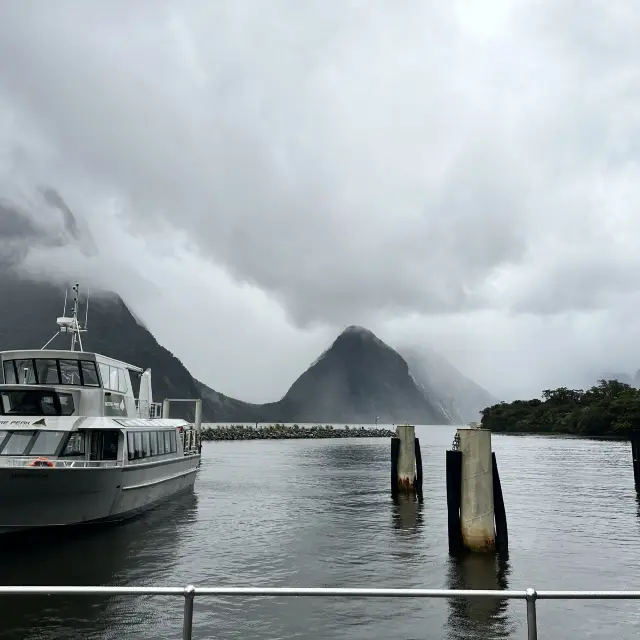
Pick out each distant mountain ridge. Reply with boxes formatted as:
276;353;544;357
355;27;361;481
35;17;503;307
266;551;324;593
0;189;498;424
0;275;498;424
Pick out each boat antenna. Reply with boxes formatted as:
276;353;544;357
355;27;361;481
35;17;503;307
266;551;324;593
70;283;83;352
84;287;90;330
40;282;88;351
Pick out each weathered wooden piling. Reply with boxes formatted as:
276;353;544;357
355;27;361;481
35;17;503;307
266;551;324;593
631;431;640;493
491;453;508;555
446;448;464;555
446;428;508;556
390;425;423;500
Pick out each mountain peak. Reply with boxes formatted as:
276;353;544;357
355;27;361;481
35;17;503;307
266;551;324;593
280;325;451;424
335;325;387;347
340;325;375;336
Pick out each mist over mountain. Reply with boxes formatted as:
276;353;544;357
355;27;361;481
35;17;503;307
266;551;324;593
0;269;500;425
400;346;499;423
0;190;498;424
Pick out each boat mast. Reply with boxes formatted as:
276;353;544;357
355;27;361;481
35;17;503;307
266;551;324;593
40;283;89;352
70;284;82;352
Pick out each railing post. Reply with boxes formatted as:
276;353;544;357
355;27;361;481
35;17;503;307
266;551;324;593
525;588;538;640
183;584;195;640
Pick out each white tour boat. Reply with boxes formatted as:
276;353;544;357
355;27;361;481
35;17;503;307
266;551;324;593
0;284;202;534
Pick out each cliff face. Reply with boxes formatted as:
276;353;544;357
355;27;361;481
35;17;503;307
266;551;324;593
264;326;451;424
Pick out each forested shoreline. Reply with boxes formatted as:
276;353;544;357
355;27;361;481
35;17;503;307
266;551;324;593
481;380;640;437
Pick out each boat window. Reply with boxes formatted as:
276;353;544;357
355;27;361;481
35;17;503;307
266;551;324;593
2;390;41;415
15;359;37;385
98;364;127;393
170;431;177;453
30;430;65;456
41;393;57;415
163;431;171;454
81;361;100;387
59;360;82;385
150;430;158;456
1;431;35;455
61;432;85;457
0;431;8;449
99;364;110;389
117;369;128;393
99;431;119;461
58;393;75;416
3;361;16;384
127;432;135;461
109;368;119;392
1;359;101;387
0;390;73;416
134;432;143;459
35;359;60;385
142;431;151;457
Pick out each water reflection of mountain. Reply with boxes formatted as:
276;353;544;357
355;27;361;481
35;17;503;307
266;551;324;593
0;489;198;640
445;554;514;640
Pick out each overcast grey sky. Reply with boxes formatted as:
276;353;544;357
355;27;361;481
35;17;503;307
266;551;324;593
1;0;639;402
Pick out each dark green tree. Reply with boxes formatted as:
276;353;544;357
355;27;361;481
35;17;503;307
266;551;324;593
481;380;640;438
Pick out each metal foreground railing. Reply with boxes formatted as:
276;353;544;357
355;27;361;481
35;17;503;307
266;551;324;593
1;586;640;640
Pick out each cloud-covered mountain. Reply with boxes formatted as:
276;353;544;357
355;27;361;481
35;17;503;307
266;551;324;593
0;276;458;423
0;190;496;423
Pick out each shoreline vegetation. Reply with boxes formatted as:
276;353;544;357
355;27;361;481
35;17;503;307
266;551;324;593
201;424;395;441
481;379;640;438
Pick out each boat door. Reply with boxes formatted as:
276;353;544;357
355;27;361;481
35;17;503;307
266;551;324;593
89;430;119;461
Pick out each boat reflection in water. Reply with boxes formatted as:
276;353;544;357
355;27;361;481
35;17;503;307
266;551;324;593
0;489;198;640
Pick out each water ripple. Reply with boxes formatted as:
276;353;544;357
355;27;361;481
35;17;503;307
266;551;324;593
1;431;639;638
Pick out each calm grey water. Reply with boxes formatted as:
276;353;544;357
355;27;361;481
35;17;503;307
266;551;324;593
1;426;640;639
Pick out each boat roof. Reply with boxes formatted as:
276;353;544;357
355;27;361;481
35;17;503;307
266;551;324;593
0;416;189;431
0;350;143;373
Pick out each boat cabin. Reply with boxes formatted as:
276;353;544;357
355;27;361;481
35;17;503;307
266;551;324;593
0;421;190;468
0;349;145;419
0;349;199;467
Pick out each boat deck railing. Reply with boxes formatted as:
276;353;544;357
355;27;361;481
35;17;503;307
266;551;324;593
134;399;163;419
2;585;640;640
0;457;120;468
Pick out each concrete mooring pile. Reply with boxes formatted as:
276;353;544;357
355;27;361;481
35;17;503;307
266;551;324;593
390;425;423;502
446;428;508;556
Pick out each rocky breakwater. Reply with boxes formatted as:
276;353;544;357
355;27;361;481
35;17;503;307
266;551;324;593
201;424;395;441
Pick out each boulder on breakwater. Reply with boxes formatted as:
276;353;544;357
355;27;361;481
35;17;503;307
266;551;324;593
201;424;395;441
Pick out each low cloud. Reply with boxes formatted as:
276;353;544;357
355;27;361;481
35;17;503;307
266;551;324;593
0;1;639;401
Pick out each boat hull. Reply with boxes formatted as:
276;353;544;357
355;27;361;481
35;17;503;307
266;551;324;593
0;455;200;534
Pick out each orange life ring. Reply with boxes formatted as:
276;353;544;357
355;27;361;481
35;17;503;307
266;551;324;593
29;457;54;468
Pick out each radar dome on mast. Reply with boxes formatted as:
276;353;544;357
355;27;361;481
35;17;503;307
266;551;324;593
41;283;90;351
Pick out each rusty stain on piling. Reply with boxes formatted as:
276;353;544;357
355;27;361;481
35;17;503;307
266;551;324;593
397;476;417;493
460;525;496;553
